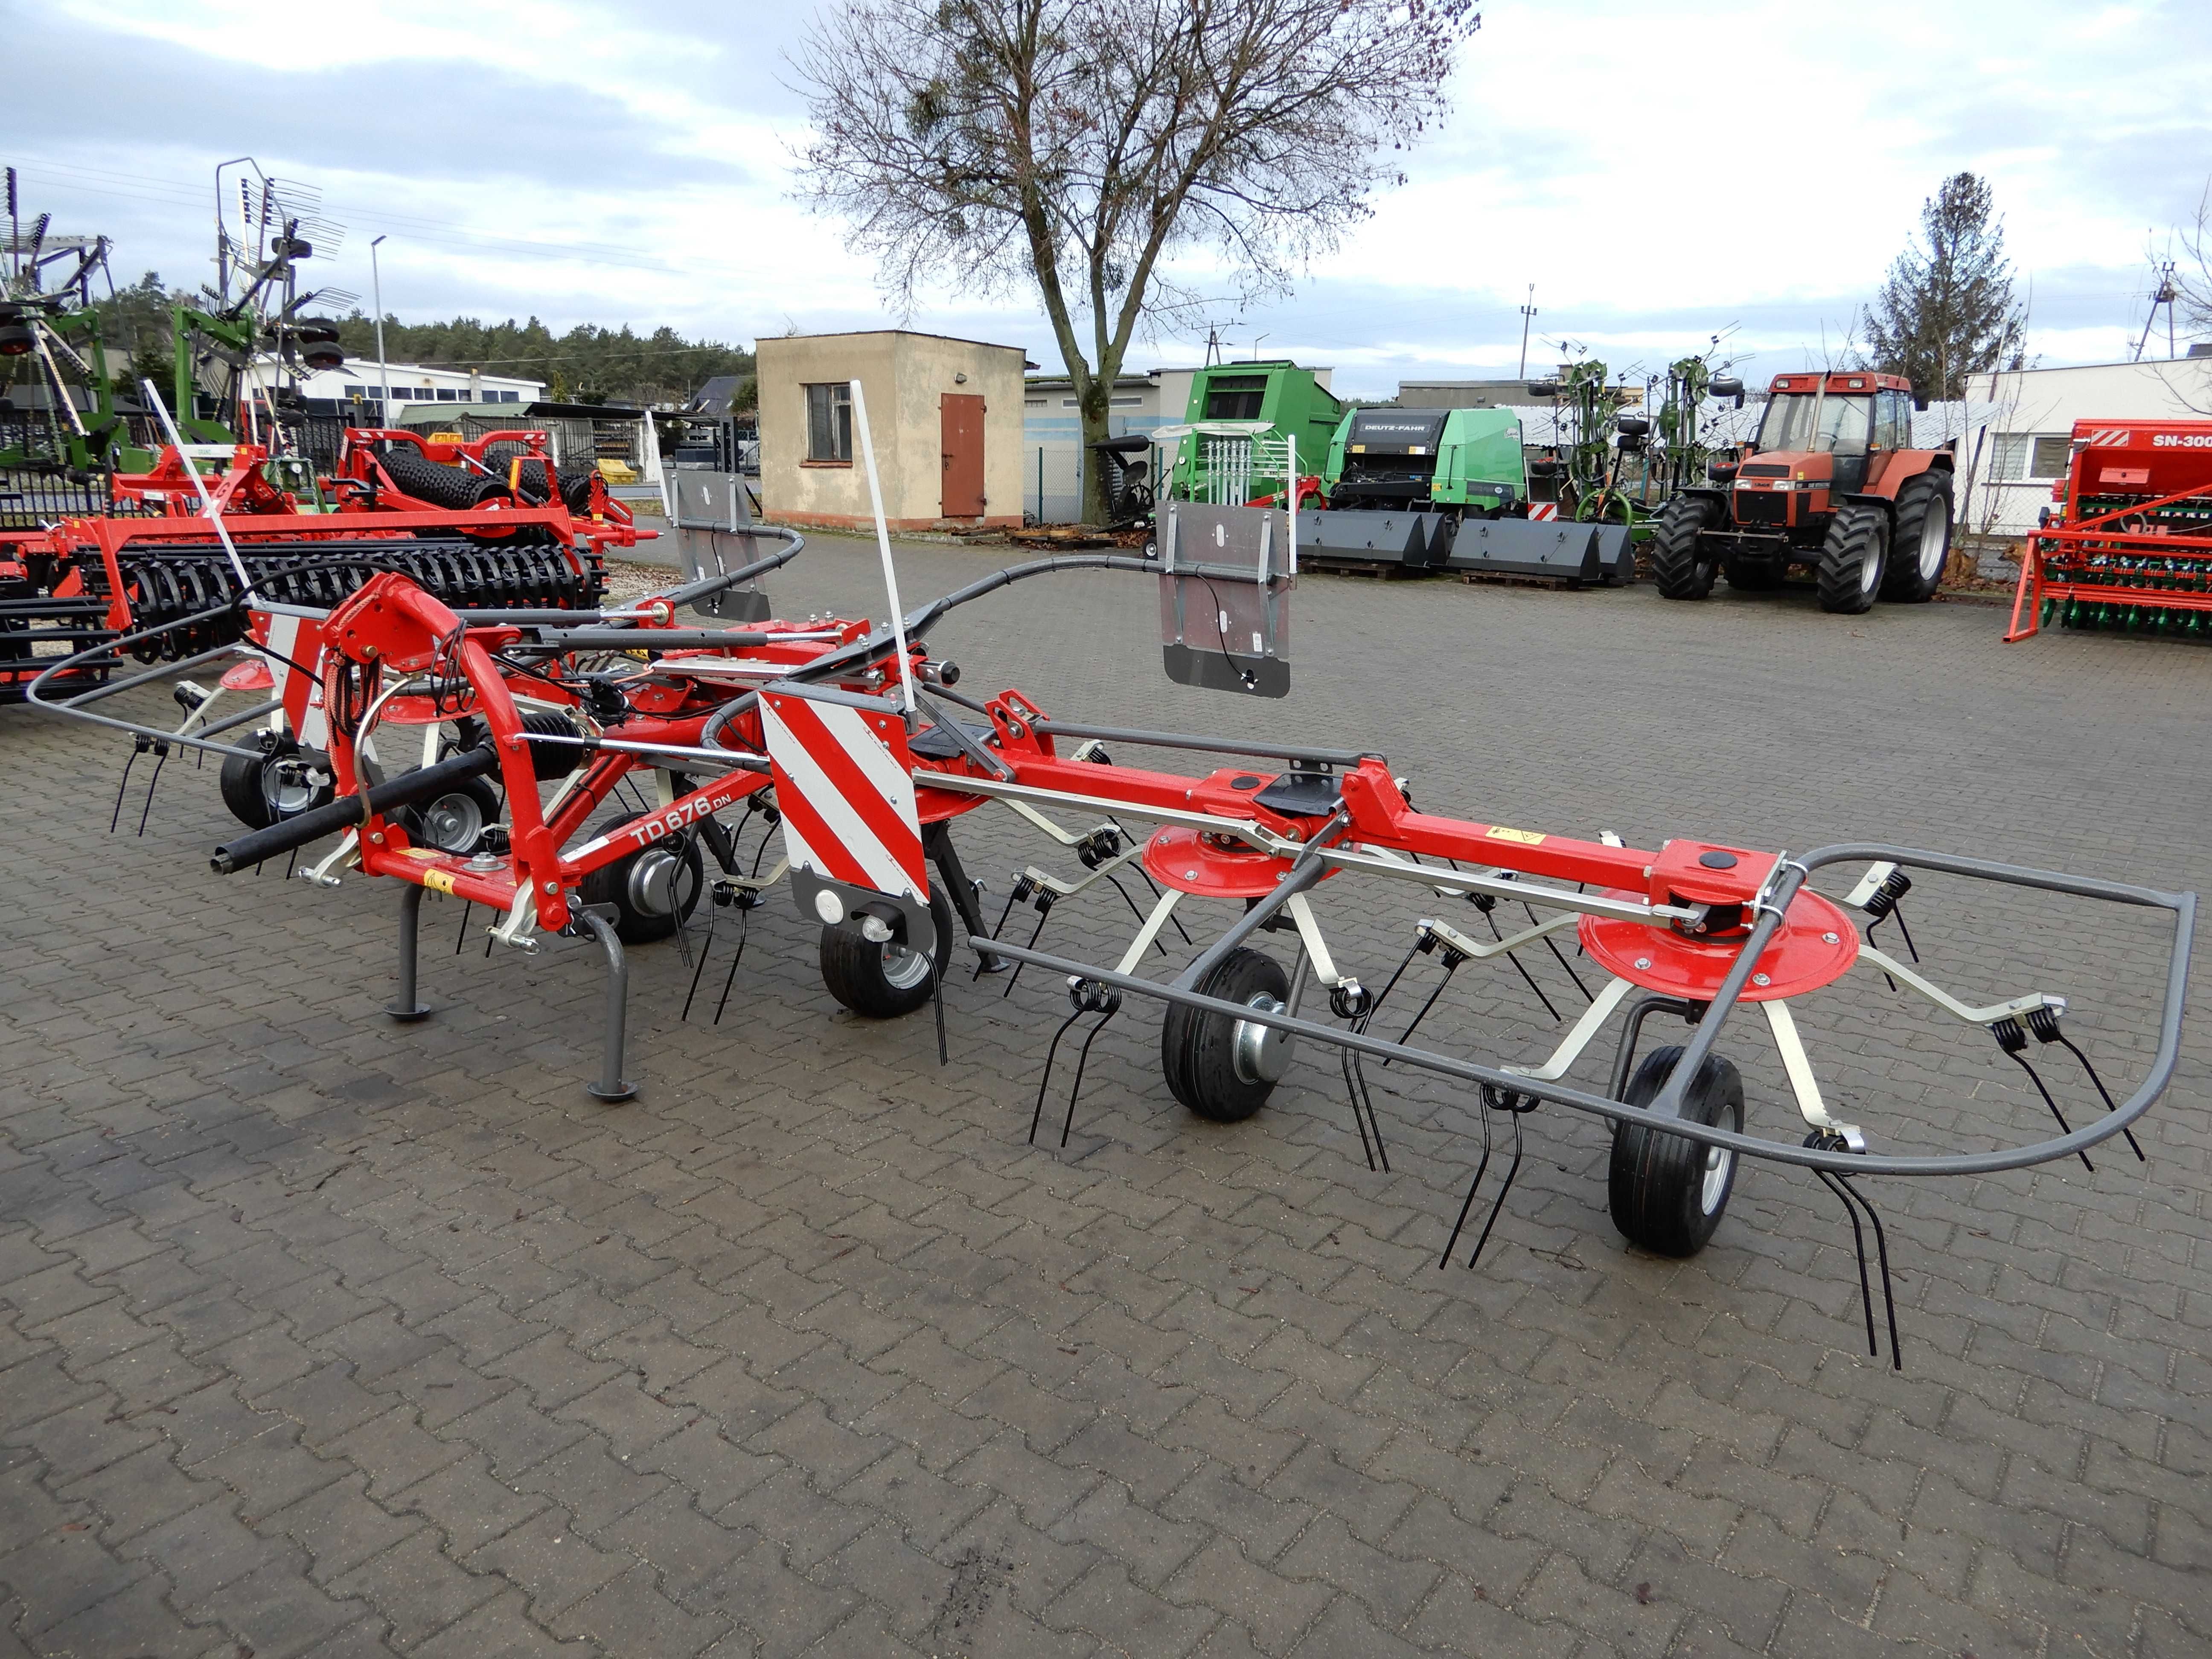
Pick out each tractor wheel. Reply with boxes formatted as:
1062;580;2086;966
577;810;704;944
1607;1045;1745;1257
398;775;501;855
218;742;333;830
1723;556;1784;591
1650;496;1720;600
1161;948;1292;1123
1881;471;1953;603
1816;504;1889;614
819;885;955;1019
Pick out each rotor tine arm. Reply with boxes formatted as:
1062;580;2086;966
1813;1167;1880;1359
1464;1105;1526;1271
1993;1020;2092;1172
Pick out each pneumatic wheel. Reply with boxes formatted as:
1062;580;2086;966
1608;1045;1745;1257
1650;495;1720;600
1881;471;1953;603
399;775;501;855
577;810;704;944
218;742;333;830
819;885;955;1019
1816;503;1889;614
1161;947;1292;1123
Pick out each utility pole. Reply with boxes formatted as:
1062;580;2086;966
1516;285;1537;381
370;235;391;427
2134;262;2178;363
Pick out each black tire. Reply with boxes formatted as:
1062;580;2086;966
218;743;333;830
1816;503;1889;614
1881;471;1953;603
1723;556;1784;591
1161;947;1292;1123
380;446;482;510
399;775;501;854
1607;1045;1745;1257
819;885;955;1018
1650;495;1720;600
577;810;704;944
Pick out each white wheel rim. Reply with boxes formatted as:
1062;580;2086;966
1860;534;1883;596
421;792;484;851
267;766;317;816
880;943;932;990
1700;1146;1732;1214
1918;509;1947;581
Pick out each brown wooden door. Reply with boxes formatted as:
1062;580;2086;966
940;393;986;518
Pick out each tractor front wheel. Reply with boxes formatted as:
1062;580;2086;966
1650;496;1720;600
1816;504;1889;614
1607;1045;1744;1257
1881;471;1953;603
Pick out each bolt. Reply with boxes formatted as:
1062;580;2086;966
1634;957;1651;971
543;881;558;894
1822;931;1839;944
368;832;383;845
1753;972;1771;986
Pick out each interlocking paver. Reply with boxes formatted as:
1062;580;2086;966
3;534;2208;1656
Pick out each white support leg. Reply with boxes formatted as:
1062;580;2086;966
1504;975;1636;1083
1763;998;1863;1150
1114;887;1184;976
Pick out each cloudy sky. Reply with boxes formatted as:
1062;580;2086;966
8;0;2210;399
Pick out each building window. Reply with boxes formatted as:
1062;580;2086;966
805;382;853;463
1991;433;2071;480
1109;396;1142;407
436;388;460;401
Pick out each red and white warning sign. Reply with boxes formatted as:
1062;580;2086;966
247;611;331;748
1528;502;1558;521
760;688;927;905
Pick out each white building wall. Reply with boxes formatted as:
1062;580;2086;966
1960;358;2212;534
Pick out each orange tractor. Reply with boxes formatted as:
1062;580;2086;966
1649;371;1955;613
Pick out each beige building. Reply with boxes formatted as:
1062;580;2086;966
757;330;1027;532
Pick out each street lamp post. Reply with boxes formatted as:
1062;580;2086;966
370;235;391;427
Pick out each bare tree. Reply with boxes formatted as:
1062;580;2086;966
789;0;1477;521
1863;173;2025;407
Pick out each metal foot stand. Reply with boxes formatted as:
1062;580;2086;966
1807;1132;1902;1370
1028;979;1118;1147
387;883;433;1022
574;910;635;1102
1439;1087;1532;1270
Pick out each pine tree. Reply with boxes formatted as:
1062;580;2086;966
1863;173;2026;407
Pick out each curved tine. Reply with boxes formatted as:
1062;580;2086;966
1835;1174;1903;1371
1384;960;1460;1067
1102;873;1168;955
1029;1006;1088;1145
1464;1107;1525;1270
2000;1049;2093;1173
1525;900;1592;1001
1439;1096;1496;1269
681;899;719;1022
1365;937;1426;1026
1352;1050;1389;1172
1002;902;1054;1000
1814;1169;1879;1358
2053;1035;2146;1161
712;910;751;1026
1340;1043;1377;1172
1060;1003;1120;1147
981;884;1022;981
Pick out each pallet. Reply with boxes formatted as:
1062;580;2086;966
1303;557;1430;580
1453;570;1584;591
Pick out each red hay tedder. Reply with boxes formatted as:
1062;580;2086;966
33;384;2194;1372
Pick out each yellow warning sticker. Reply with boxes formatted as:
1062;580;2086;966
422;870;457;896
1486;826;1545;845
399;847;438;859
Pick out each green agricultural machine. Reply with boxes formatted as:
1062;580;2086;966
1158;361;1345;505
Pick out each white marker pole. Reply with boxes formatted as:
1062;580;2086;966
847;377;917;717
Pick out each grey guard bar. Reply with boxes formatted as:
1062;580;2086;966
962;841;2193;1180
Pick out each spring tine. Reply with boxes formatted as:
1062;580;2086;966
1465;1109;1525;1270
1526;901;1592;1001
1486;906;1563;1023
680;908;717;1023
1835;1173;1903;1371
1102;874;1170;957
110;745;140;834
1814;1168;1880;1358
1439;1100;1495;1269
1999;1048;2093;1172
1352;1050;1388;1172
1029;1006;1087;1145
931;953;949;1067
134;745;167;836
1865;919;1899;993
1889;904;1920;963
1367;937;1426;1024
284;847;297;881
2052;1035;2145;1161
979;883;1022;981
1340;1044;1377;1172
1384;961;1458;1065
1003;902;1053;1000
712;911;751;1025
454;900;474;955
1060;1003;1118;1146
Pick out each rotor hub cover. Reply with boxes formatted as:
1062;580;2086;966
1578;889;1858;1002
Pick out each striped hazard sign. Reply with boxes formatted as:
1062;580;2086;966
760;688;928;904
1528;501;1558;521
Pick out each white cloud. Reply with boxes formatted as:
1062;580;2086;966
8;0;2208;398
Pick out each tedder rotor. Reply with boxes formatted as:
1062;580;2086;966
36;383;2193;1371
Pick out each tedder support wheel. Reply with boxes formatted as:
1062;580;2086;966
218;742;333;830
578;810;704;944
1162;947;1292;1123
1881;471;1953;603
1608;1045;1745;1257
1816;503;1889;614
399;775;501;855
1650;495;1720;600
819;885;955;1019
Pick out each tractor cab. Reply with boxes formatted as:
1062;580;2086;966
1727;373;1915;507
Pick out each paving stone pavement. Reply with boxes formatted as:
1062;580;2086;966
1;535;2207;1658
